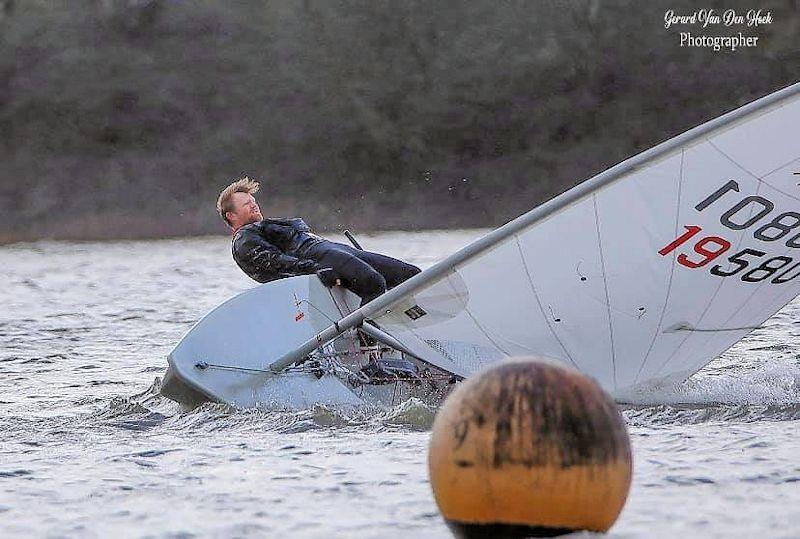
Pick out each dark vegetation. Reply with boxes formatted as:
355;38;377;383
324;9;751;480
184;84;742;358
0;0;798;242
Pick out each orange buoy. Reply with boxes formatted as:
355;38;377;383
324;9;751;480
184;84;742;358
428;358;632;537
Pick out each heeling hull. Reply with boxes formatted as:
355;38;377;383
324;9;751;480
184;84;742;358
162;275;368;408
162;270;706;409
161;361;365;409
161;358;453;410
161;363;213;408
162;275;455;409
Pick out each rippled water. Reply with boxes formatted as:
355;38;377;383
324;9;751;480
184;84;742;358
1;232;799;538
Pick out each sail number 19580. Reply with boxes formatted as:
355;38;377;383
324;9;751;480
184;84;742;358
658;179;800;284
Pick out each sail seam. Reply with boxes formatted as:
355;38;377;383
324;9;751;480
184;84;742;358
675;140;800;366
444;273;511;357
634;150;686;384
461;305;510;357
724;270;797;334
691;231;799;362
689;235;800;366
705;139;800;205
707;138;759;179
655;138;800;377
756;156;800;183
592;194;617;388
651;179;764;379
705;139;800;194
514;235;580;368
702;148;800;334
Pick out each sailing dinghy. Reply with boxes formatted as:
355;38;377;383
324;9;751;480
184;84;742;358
163;81;800;408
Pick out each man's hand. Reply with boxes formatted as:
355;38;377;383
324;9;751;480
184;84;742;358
316;268;342;288
296;259;322;273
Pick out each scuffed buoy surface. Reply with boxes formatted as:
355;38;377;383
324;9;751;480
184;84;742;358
428;358;632;537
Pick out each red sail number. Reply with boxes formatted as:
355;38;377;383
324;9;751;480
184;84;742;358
659;225;731;268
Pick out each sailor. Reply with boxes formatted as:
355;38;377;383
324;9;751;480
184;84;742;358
217;177;421;306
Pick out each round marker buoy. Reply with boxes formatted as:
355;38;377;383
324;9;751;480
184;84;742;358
428;358;632;538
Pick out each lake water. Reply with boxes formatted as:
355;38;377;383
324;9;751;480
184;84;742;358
1;231;799;538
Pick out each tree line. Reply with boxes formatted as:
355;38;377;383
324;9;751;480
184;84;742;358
0;0;797;242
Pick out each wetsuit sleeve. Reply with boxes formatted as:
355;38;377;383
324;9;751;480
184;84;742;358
287;217;311;232
235;232;323;277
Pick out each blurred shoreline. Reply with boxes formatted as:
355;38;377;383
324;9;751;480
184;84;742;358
0;203;500;245
0;226;485;247
2;1;797;244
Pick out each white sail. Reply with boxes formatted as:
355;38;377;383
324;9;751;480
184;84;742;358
362;82;800;398
268;82;800;399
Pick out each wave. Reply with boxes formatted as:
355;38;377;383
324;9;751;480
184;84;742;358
624;362;800;406
59;356;800;439
77;377;438;435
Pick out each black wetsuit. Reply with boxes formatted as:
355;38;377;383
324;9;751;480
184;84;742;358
232;218;420;305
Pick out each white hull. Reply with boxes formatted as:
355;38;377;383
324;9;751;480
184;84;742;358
163;276;456;409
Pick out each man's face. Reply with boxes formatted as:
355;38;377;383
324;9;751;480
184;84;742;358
227;192;263;227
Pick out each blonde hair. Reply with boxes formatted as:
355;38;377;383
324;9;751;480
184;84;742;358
217;176;260;225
